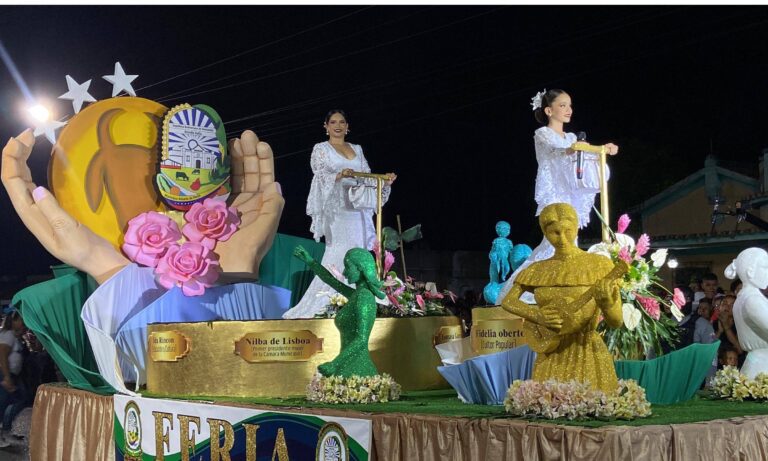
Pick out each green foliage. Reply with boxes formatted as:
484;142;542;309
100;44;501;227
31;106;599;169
382;224;422;251
600;309;679;360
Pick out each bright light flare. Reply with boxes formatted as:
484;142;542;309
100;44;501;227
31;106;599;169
28;104;50;122
667;258;679;269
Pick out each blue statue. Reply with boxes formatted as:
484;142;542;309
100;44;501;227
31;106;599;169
490;221;514;282
483;221;532;304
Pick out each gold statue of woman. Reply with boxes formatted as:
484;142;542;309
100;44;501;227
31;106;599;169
501;203;625;393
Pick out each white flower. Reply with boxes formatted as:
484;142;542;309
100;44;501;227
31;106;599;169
329;293;348;307
622;303;642;330
614;233;636;251
587;242;613;260
650;249;668;268
669;302;684;322
530;89;546;111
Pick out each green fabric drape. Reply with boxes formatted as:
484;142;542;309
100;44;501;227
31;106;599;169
257;233;326;306
12;270;114;395
615;341;720;404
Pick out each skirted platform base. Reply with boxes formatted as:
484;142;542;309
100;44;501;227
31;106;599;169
30;383;768;460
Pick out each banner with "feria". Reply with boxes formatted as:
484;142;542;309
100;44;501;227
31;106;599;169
114;394;372;461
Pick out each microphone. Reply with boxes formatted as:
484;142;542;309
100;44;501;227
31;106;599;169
576;131;587;180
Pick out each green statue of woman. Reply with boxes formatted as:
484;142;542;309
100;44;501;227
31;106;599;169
293;245;385;377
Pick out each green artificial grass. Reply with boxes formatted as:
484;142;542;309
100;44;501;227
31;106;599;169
140;388;768;428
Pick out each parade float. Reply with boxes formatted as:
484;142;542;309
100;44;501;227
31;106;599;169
4;65;768;461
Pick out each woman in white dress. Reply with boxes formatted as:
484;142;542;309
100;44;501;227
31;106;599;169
284;110;396;319
497;89;619;303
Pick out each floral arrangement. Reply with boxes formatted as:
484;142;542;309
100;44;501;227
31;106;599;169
312;292;349;319
306;373;402;404
313;244;457;318
378;274;456;317
122;198;239;296
504;379;651;421
375;242;457;317
710;366;768;401
589;213;685;360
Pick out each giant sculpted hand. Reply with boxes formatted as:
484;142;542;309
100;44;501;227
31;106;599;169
1;130;128;284
216;130;284;277
2;128;284;284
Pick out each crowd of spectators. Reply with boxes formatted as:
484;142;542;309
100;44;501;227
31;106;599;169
0;305;56;449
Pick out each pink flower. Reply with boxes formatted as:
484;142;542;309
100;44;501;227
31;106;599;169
182;199;240;250
384;251;395;274
672;288;686;308
636;294;660;320
617;214;631;234
636;234;650;257
416;294;425;309
387;294;402;310
372;239;382;265
329;264;345;281
155;242;220;296
122;211;182;267
618;247;632;263
424;291;444;300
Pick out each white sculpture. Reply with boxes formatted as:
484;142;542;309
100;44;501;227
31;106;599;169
725;248;768;379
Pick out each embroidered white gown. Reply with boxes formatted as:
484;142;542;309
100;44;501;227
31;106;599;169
283;141;390;319
496;126;609;303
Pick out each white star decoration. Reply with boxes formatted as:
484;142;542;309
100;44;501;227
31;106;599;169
103;62;138;97
32;118;66;144
58;75;96;113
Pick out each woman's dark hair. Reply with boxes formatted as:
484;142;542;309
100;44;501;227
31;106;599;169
324;109;348;124
730;278;742;293
533;89;567;125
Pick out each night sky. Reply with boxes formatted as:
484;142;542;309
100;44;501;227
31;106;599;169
1;5;767;277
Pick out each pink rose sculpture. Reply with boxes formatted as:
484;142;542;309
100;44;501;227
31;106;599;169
155;242;221;296
122;211;182;267
182;199;240;250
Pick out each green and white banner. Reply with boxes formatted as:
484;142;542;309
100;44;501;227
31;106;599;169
114;394;372;461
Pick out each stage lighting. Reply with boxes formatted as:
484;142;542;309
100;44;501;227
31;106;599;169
28;104;50;122
667;258;679;269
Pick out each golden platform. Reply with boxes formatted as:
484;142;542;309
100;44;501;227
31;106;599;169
146;316;463;397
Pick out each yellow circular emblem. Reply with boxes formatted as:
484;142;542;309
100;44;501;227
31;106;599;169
48;97;168;248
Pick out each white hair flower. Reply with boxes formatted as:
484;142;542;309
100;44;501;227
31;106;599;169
530;89;546;111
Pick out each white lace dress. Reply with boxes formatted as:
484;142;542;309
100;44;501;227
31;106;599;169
495;126;609;303
283;141;390;319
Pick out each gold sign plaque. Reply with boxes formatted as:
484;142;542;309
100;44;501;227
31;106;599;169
471;319;527;355
149;331;190;362
147;316;463;397
234;330;324;362
433;325;463;346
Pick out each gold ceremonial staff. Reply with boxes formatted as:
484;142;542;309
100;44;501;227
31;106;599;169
572;142;613;243
348;171;391;276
